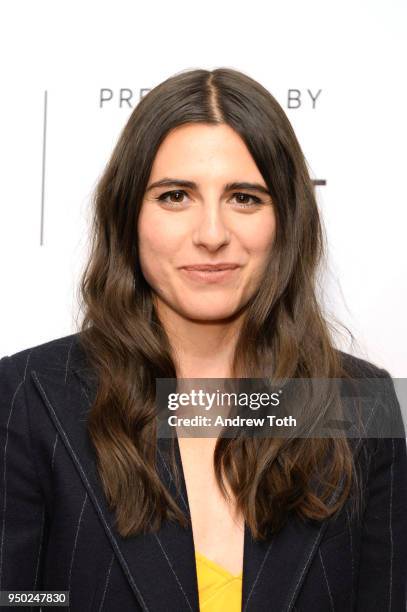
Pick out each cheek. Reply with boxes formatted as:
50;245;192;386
137;215;180;286
239;212;276;255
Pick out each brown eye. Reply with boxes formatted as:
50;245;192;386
156;189;188;205
232;193;262;207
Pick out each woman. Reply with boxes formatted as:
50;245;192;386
0;67;406;611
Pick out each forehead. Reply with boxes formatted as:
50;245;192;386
149;123;262;181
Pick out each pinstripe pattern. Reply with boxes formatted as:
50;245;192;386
68;492;88;594
154;532;194;611
345;507;354;609
30;368;150;611
243;539;275;612
33;507;46;590
157;446;189;512
286;526;326;612
51;432;58;470
389;438;395;612
0;372;23;590
0;333;406;611
318;549;334;611
98;553;115;612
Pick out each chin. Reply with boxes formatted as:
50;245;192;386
181;305;240;322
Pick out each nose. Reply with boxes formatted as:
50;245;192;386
192;199;231;251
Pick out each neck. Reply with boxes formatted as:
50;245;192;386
154;298;244;379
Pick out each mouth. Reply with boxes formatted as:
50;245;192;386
179;264;241;284
181;263;241;272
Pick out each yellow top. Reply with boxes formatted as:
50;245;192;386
195;551;243;611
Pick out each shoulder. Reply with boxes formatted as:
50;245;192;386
334;348;404;433
334;348;391;379
334;349;406;463
1;332;85;379
0;333;90;447
0;333;89;412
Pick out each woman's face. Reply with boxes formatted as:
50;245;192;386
138;123;276;323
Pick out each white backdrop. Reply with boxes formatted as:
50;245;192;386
1;0;406;375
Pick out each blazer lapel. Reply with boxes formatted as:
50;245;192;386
30;365;200;612
29;345;365;612
242;507;326;611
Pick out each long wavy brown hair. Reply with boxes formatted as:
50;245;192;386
76;67;363;540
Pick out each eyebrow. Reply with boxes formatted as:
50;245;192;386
145;178;271;196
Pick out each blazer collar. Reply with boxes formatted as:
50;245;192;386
29;347;362;612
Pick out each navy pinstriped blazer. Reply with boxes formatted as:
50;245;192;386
0;332;406;611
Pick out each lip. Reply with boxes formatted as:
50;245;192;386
180;263;241;284
181;263;241;271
